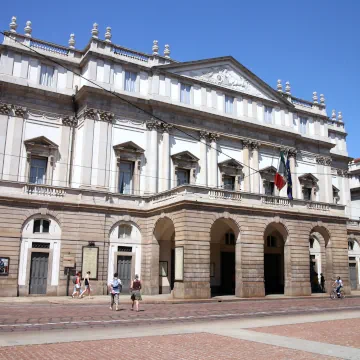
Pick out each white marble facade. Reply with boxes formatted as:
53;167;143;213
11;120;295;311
0;17;359;296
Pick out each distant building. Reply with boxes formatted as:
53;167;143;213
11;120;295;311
0;17;358;297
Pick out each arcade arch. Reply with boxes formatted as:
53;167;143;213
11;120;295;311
154;217;176;294
348;237;360;290
210;218;240;295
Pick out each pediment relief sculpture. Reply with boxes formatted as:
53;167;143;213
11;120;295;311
177;66;271;100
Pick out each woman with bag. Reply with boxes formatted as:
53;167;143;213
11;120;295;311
130;274;142;312
80;271;91;298
71;272;81;298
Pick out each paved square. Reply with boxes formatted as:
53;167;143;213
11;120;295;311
0;333;338;360
253;318;360;349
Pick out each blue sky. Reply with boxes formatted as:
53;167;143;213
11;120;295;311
1;0;359;157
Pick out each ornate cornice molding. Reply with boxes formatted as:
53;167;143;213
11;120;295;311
62;116;78;127
250;141;260;150
81;107;114;123
316;155;332;166
208;132;220;143
0;103;27;117
242;139;251;149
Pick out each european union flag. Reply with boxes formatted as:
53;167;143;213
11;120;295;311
286;157;293;200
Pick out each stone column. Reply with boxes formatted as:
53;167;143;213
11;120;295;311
2;105;26;182
324;157;333;204
161;124;172;192
316;156;326;203
199;131;208;186
146;120;159;194
0;104;12;180
288;149;297;199
209;133;219;188
242;140;250;192
251;142;260;193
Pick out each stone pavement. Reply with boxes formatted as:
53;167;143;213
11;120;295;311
2;297;360;333
1;310;360;359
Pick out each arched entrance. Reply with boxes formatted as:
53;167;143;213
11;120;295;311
348;237;360;290
264;223;287;295
309;226;330;292
19;215;61;296
154;217;175;294
210;218;239;296
309;235;322;292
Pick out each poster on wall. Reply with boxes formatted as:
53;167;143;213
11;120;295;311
82;247;98;280
174;247;184;281
0;257;9;276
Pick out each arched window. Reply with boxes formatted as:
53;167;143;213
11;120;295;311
266;235;276;247
118;224;132;238
33;219;50;233
348;240;354;251
225;232;235;245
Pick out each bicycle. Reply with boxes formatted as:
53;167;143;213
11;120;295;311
330;287;345;299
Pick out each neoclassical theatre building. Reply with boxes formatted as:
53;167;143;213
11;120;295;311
0;17;358;298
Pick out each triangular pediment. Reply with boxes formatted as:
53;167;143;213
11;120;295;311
171;151;199;162
298;173;318;183
259;165;277;175
156;57;290;105
24;136;58;148
218;159;243;169
332;185;340;193
113;141;144;153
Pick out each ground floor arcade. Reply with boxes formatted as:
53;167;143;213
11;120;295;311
0;202;355;297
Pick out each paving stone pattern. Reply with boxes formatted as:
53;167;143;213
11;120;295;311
253;317;360;349
1;297;360;332
0;333;338;360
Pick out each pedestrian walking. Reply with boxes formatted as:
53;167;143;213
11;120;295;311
108;272;122;311
80;271;91;298
130;274;142;312
321;273;325;292
71;272;81;298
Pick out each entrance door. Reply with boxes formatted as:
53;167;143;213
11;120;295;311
264;253;284;295
221;252;235;295
349;263;358;290
117;256;132;294
29;252;49;294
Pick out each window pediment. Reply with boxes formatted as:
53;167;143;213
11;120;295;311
24;136;58;150
259;166;277;176
298;173;318;186
218;159;243;176
171;151;199;165
113;141;144;154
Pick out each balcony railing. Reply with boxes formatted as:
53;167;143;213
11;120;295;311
261;195;290;207
0;181;346;217
113;45;149;62
25;184;66;197
30;39;69;56
347;220;360;228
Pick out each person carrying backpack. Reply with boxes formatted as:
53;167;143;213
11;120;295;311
108;272;122;311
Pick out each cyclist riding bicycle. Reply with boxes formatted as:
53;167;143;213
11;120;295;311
332;276;343;297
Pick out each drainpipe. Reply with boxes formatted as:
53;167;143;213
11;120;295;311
68;92;78;187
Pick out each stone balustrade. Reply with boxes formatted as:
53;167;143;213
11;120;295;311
261;195;290;207
0;181;346;217
347;220;360;229
113;45;149;62
25;184;66;197
30;39;69;56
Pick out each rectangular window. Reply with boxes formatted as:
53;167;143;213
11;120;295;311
265;182;275;195
304;187;312;201
223;175;235;190
266;235;276;247
180;84;191;104
124;71;137;92
264;106;273;124
29;158;47;184
176;168;190;186
300;117;308;134
39;64;55;87
119;161;133;194
225;95;234;114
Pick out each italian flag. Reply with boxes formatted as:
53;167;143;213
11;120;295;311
274;151;287;190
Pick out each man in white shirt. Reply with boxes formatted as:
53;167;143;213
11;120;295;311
332;277;343;296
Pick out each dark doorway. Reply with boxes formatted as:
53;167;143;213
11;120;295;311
117;255;132;294
170;249;175;290
349;263;358;290
29;252;49;294
221;252;235;295
264;253;284;294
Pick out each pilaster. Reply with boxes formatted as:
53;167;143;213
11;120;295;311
208;132;219;188
199;131;208;186
146;119;159;194
288;149;297;199
250;141;260;193
242;140;250;192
